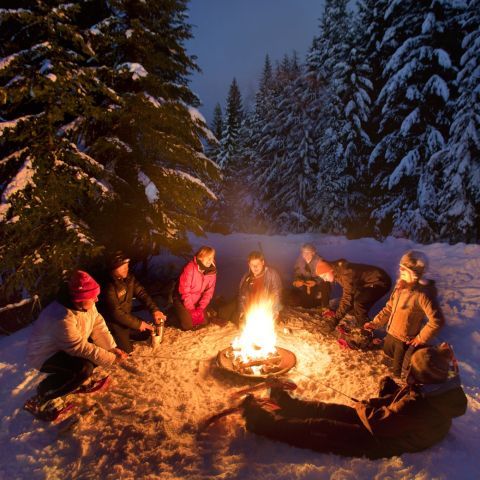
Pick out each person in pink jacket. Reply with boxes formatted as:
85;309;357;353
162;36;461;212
172;246;217;330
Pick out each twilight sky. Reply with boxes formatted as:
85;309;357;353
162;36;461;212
185;0;326;124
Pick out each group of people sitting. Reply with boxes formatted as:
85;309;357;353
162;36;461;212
23;243;467;460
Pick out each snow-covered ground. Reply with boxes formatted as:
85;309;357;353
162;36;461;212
1;232;479;479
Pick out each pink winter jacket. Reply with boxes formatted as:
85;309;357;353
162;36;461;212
178;257;216;311
26;301;117;370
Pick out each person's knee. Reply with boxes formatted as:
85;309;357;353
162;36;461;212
78;360;95;381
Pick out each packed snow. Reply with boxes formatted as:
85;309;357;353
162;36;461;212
0;232;479;479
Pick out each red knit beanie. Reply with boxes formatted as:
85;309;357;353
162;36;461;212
69;270;100;302
315;260;333;276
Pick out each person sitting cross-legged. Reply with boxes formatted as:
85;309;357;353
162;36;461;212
243;344;467;459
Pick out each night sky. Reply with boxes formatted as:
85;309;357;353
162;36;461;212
186;0;326;124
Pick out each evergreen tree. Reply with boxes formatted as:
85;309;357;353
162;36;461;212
0;1;117;302
219;77;243;169
369;0;462;241
88;0;219;258
425;0;479;242
0;0;219;304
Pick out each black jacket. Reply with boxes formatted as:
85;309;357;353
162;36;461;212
99;274;158;330
332;259;391;321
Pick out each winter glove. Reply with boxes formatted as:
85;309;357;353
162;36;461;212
191;308;205;326
322;309;336;319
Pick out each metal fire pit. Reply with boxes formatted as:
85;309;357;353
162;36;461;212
216;346;296;379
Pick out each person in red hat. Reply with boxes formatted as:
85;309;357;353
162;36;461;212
99;251;166;352
25;270;128;420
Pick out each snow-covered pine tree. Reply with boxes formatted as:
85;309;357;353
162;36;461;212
252;62;318;232
87;0;219;259
0;1;118;303
425;0;479;242
218;77;243;169
306;0;352;233
369;0;462;241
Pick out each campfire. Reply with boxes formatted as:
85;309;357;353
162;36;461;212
217;297;296;378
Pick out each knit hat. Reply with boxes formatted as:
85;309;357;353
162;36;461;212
399;250;428;277
108;251;130;270
69;270;100;302
315;260;333;276
410;345;452;384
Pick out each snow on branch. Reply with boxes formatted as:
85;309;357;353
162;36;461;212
63;215;93;245
116;62;148;80
0;156;35;222
388;149;420;189
0;115;35;137
138;170;159;204
162;168;217;200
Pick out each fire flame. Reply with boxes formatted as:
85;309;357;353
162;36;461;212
231;297;277;365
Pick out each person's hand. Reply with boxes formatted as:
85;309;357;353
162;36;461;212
408;336;424;347
293;280;304;288
139;321;154;332
110;347;129;362
322;309;336;319
153;310;166;324
363;321;375;330
305;280;316;288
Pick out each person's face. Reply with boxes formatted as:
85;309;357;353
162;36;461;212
199;253;215;268
399;265;415;283
319;271;334;283
249;258;265;277
302;249;314;263
113;262;129;279
76;296;98;311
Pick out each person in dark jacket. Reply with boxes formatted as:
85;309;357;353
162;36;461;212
100;252;166;353
172;246;217;330
291;244;331;309
364;250;445;377
242;344;467;459
239;251;283;323
315;258;392;327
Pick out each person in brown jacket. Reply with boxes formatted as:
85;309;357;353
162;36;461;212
364;250;444;377
242;345;467;459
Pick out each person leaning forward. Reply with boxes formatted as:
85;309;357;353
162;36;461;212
99;251;166;354
315;258;392;328
243;344;467;458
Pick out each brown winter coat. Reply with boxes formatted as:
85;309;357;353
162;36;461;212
331;259;391;321
371;280;444;343
355;375;467;455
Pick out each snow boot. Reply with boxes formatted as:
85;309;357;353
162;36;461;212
23;395;75;422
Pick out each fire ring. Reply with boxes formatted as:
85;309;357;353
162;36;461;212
216;346;297;379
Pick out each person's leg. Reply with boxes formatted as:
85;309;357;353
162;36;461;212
270;388;360;423
173;297;193;330
38;351;95;400
353;285;390;326
244;398;387;458
108;322;134;353
390;337;408;377
401;344;417;377
317;280;331;309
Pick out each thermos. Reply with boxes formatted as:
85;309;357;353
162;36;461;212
151;318;165;348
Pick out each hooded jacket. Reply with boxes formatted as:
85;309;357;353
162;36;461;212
26;301;116;370
371;280;444;343
177;257;217;311
331;259;391;321
355;375;467;455
239;265;282;314
100;273;159;330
